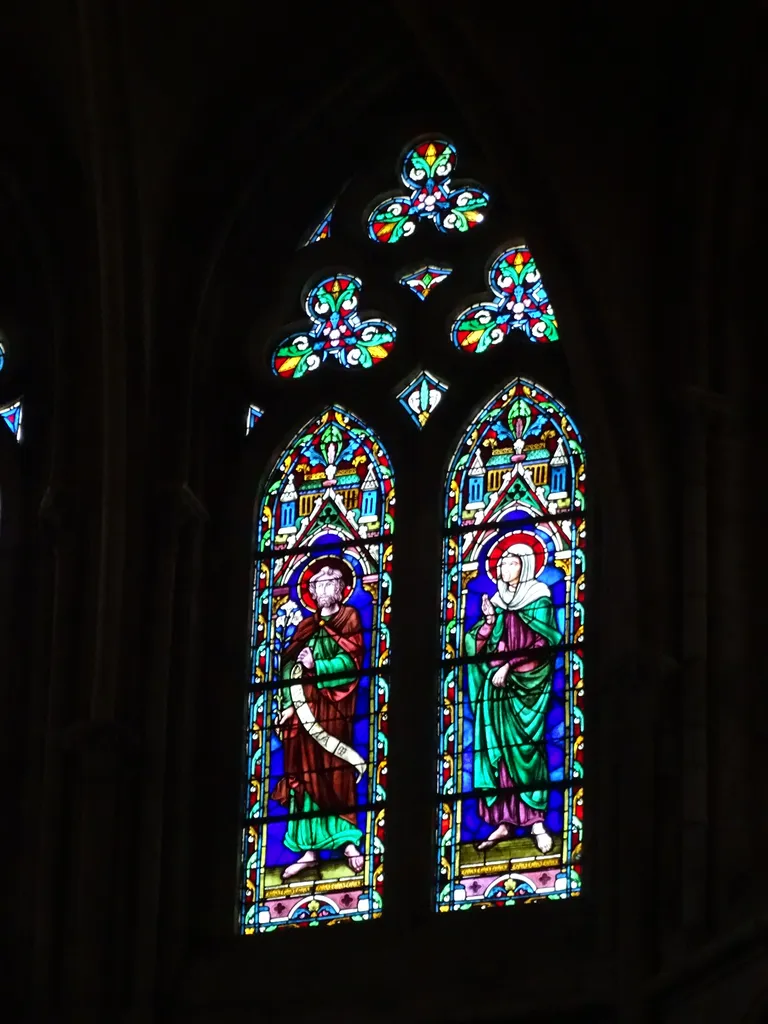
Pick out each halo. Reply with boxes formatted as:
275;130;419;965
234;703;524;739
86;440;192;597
486;531;547;580
297;555;355;611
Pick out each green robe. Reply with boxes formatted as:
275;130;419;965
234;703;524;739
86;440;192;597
466;596;560;812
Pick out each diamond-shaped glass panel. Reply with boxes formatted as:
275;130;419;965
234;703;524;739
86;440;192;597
397;371;448;428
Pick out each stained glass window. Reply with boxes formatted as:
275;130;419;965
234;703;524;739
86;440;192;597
272;274;396;380
437;378;584;911
399;266;452;301
303;204;334;246
397;370;448;428
240;130;588;934
368;139;489;244
452;245;559;352
0;335;22;442
245;404;264;435
0;400;23;441
240;406;393;932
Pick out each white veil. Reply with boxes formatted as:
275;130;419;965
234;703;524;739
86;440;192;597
491;542;550;612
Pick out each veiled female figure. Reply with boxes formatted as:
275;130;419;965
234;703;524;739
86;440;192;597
465;542;561;853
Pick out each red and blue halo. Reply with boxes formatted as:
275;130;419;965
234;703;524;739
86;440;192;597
297;555;355;611
485;531;547;581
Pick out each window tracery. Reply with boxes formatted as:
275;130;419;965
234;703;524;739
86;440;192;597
239;133;584;931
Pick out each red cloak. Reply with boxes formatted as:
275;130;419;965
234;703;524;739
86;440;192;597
271;605;363;823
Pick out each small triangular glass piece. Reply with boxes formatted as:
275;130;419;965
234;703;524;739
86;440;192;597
246;404;264;435
0;399;23;442
302;204;334;246
397;371;448;428
399;265;452;301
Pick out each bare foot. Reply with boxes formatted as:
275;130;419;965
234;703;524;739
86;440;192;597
476;823;511;852
282;850;318;880
343;843;364;873
531;822;553;853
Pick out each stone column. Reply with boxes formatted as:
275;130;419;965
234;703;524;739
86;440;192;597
35;0;143;1017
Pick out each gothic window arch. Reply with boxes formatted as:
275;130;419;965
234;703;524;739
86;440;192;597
237;131;585;933
437;377;585;910
243;406;394;931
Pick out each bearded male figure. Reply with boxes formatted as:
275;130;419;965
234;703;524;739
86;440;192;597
272;561;366;881
466;543;561;854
